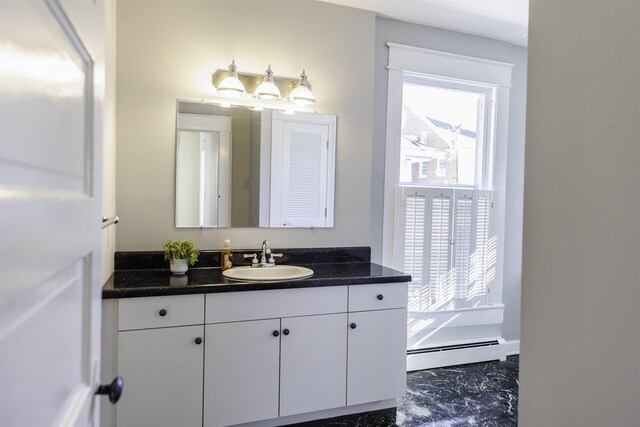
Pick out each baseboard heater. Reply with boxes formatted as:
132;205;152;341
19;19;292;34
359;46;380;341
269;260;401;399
407;340;500;355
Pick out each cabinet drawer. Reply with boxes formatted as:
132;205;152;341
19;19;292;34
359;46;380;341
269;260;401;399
206;286;348;323
348;283;407;312
119;294;204;331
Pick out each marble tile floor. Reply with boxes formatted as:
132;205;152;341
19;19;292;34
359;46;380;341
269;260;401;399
293;355;519;427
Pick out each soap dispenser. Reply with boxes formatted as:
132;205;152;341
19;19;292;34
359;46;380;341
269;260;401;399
221;239;233;271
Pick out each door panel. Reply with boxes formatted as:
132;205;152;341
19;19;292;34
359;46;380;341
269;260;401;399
0;261;88;427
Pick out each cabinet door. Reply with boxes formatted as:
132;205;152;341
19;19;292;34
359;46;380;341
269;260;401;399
280;313;348;416
347;309;407;405
204;319;281;427
117;325;204;427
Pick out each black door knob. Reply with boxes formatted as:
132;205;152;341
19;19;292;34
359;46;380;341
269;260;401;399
159;309;167;316
273;330;280;337
377;294;384;300
350;323;357;329
96;377;124;404
194;337;202;344
282;329;290;335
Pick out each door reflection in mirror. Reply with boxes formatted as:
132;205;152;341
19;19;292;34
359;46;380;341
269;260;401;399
176;113;231;227
175;100;336;228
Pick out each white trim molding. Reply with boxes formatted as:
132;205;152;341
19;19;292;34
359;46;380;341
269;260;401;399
386;43;514;87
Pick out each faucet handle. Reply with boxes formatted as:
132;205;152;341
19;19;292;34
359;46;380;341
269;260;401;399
268;253;283;263
243;253;259;264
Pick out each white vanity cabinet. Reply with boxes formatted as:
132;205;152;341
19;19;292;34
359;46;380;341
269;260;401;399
110;283;407;427
116;294;205;427
347;283;408;405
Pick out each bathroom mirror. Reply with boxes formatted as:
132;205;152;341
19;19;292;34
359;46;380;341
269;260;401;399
175;100;336;228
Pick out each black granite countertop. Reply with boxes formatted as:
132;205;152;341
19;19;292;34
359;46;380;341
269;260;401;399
102;247;411;299
102;262;411;299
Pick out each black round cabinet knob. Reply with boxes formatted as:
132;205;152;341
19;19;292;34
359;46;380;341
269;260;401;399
195;337;203;345
282;329;290;335
159;309;167;316
273;330;280;337
96;377;124;404
350;323;357;329
377;294;384;300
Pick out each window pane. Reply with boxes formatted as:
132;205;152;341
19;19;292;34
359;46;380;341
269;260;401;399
400;82;484;186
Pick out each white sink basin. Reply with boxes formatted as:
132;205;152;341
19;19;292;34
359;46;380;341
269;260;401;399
222;265;313;282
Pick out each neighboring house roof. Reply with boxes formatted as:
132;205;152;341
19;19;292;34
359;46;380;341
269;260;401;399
402;107;450;150
401;135;446;158
426;117;477;139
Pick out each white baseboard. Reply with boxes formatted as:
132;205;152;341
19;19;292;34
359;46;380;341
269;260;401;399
407;341;505;371
406;338;520;371
502;339;520;356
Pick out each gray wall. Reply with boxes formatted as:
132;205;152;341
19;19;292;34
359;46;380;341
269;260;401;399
519;0;640;425
371;17;527;342
116;0;375;251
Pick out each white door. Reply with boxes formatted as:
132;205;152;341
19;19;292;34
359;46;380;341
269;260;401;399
279;313;347;416
347;309;408;406
117;326;204;427
204;319;281;427
0;0;106;426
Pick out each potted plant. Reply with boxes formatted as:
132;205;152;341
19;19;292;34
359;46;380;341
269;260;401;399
163;239;199;275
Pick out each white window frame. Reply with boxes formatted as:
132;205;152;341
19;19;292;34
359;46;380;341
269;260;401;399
382;44;513;297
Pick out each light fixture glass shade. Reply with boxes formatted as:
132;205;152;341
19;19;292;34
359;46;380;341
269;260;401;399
254;65;281;100
289;70;315;106
217;60;246;96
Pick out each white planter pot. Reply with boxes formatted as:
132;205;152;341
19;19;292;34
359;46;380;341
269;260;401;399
170;259;188;275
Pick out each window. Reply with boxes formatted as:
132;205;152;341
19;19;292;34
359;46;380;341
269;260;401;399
419;161;428;178
400;78;492;188
396;75;497;312
383;44;512;367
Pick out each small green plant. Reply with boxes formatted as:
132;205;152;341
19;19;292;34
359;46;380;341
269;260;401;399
163;239;199;266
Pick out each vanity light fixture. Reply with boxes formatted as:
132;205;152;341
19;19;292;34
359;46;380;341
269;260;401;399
254;65;281;100
288;70;316;106
216;60;247;97
211;62;318;110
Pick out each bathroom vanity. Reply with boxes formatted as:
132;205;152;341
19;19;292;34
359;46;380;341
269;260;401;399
102;248;410;427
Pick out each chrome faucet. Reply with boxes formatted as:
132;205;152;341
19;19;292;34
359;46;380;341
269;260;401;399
261;240;270;265
244;240;283;268
261;240;283;267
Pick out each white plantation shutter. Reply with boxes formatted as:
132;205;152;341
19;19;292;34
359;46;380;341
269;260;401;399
396;187;496;312
470;190;495;298
453;189;474;299
401;190;427;311
427;189;454;309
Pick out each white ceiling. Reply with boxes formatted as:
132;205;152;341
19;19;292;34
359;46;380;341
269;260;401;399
318;0;529;46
